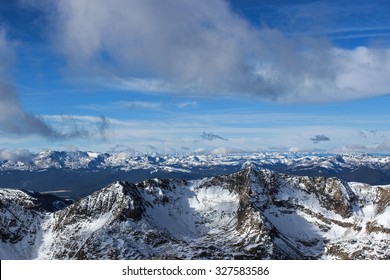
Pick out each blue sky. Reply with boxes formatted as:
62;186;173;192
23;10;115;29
0;0;390;156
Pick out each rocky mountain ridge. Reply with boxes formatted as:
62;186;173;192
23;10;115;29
1;167;389;259
1;151;389;199
1;151;389;175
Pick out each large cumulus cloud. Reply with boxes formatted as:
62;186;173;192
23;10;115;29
28;0;390;103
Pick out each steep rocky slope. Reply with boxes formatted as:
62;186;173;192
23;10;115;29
1;168;389;259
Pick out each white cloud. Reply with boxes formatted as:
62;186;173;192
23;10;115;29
288;147;326;153
117;101;161;110
210;147;246;155
341;144;370;153
108;144;137;155
334;47;390;100
34;110;389;154
341;140;390;153
112;77;177;93
0;149;33;162
2;108;387;153
374;139;390;152
176;101;197;108
34;0;390;103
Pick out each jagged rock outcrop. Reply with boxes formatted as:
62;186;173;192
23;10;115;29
0;168;389;259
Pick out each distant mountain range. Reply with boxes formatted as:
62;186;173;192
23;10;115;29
1;151;389;198
1;167;389;259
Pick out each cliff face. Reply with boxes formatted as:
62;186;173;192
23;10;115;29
1;168;389;259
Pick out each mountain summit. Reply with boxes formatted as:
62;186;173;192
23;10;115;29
1;168;389;259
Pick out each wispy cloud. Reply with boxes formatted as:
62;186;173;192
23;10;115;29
108;144;137;155
0;28;111;141
97;115;110;140
0;81;61;138
41;114;112;140
0;28;13;75
0;148;33;162
0;29;61;139
294;27;390;38
358;129;381;139
358;131;368;138
176;101;197;109
117;101;161;110
310;135;331;144
147;145;157;151
10;110;386;153
375;139;390;152
342;139;390;153
201;132;228;142
111;77;176;93
261;1;390;39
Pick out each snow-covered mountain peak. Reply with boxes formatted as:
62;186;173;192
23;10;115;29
1;151;389;199
1;168;389;259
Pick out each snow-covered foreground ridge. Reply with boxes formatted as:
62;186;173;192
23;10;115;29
1;167;389;259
